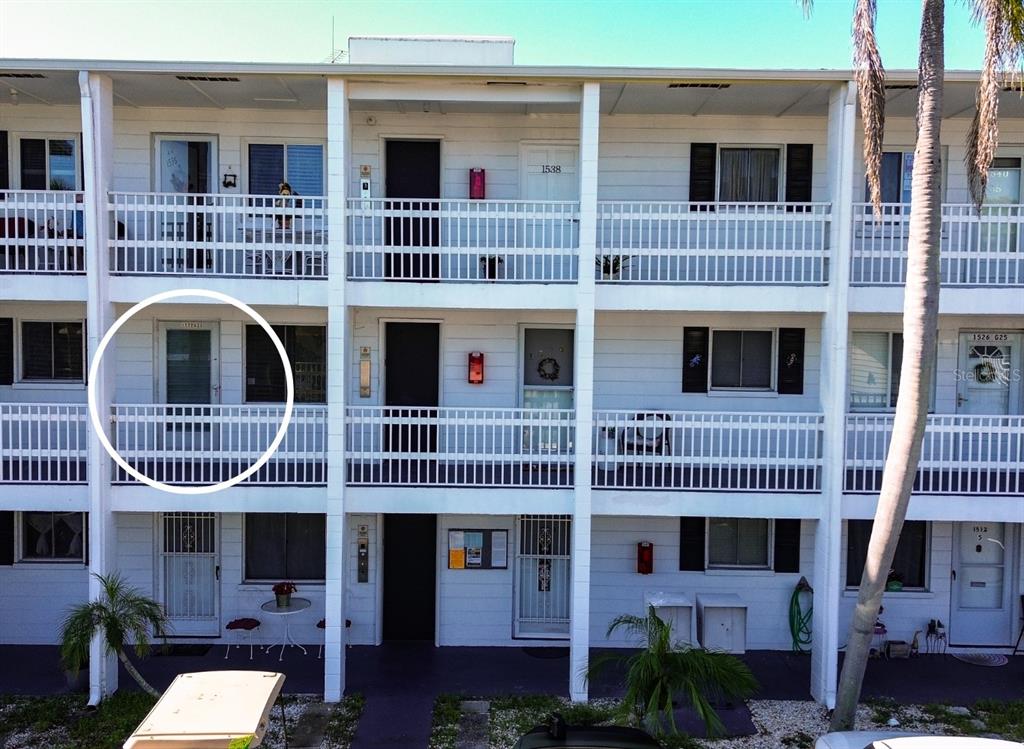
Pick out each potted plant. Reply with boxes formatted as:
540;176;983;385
63;654;88;692
273;581;297;608
60;572;168;697
886;569;904;592
479;254;504;280
596;254;629;280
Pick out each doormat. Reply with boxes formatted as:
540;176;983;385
154;644;212;657
952;653;1009;667
521;647;568;659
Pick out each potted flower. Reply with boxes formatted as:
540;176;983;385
886;569;904;592
273;581;297;608
596;254;630;280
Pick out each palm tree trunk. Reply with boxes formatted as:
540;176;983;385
830;0;945;732
117;649;160;698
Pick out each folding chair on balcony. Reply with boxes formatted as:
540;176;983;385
618;412;671;457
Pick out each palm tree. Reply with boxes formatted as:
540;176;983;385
801;0;1024;731
60;572;169;698
586;606;757;737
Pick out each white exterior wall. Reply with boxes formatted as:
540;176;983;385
0;558;88;643
590;515;816;650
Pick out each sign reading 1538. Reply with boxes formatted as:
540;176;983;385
541;164;562;173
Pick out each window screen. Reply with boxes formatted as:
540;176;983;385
245;325;326;403
711;330;772;389
286;145;324;196
21;321;83;381
708;517;769;568
719;148;780;202
248;143;324;196
244;513;326;581
249;144;285;195
849;332;904;410
846;520;927;589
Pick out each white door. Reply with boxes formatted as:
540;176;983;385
521;145;579;280
158;512;220;636
514;515;571;639
521;145;579;202
951;521;1015;646
956;333;1021;416
158;322;221;455
521;328;574;454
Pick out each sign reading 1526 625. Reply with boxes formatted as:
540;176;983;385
969;332;1009;342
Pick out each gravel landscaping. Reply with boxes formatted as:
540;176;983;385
430;694;1024;749
0;692;364;749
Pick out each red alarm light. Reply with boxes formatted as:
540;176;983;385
637;541;654;575
470;168;485;199
468;351;484;384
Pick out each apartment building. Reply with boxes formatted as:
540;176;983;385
1;37;1021;708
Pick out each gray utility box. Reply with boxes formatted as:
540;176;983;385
696;593;748;654
644;592;695;646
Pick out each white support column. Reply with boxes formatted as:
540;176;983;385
570;80;600;703
324;76;350;703
80;70;117;702
812;80;856;708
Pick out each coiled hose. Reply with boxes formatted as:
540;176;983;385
790;576;813;653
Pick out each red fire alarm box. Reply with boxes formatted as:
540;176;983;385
470;168;485;199
637;541;654;575
468;351;485;384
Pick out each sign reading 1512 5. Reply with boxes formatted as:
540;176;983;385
541;165;562;173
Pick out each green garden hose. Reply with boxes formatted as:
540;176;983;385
789;576;813;653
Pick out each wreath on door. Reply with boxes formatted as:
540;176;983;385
537;357;560;382
974;360;999;384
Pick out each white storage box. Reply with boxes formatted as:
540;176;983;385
696;593;747;654
644;591;695;646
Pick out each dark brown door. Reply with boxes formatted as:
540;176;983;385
383;514;437;640
385;322;439;456
385;140;440;280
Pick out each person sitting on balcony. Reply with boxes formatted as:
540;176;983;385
276;182;298;230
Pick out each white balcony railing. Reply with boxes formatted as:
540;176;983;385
593;410;824;491
111;404;327;485
852;203;1024;286
0;403;88;483
0;190;86;273
846;414;1024;494
596;202;831;284
109;192;327;278
346;406;575;487
346;199;580;282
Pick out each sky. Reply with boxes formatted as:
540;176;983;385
0;0;987;71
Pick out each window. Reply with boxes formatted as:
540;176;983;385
19;137;78;190
707;517;770;569
21;321;84;381
248;143;324;196
710;330;773;390
719;147;780;202
244;513;326;581
846;520;928;589
20;512;87;562
848;332;902;410
245;325;326;403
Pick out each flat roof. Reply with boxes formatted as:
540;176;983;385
0;57;985;83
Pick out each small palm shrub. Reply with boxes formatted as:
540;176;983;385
587;606;757;737
60;572;168;697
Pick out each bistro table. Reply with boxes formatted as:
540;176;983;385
260;597;311;661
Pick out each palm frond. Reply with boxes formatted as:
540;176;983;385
854;0;887;214
799;0;814;19
966;0;1024;211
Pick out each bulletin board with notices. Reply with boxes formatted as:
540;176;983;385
447;529;508;570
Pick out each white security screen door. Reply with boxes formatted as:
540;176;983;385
514;515;571;639
522;328;574;454
951;521;1014;646
159;512;220;636
956;333;1020;415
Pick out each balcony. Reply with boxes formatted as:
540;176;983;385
111;404;327;485
345;406;575;487
595;202;831;284
592;410;824;491
852;203;1024;286
109;193;327;278
0;404;88;483
346;199;579;282
845;414;1024;494
0;191;86;273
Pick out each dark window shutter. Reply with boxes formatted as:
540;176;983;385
682;327;709;393
773;519;801;573
777;328;805;395
0;131;9;190
0;318;13;385
785;144;813;208
0;511;13;565
679;516;706;571
20;138;46;190
689;143;717;205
